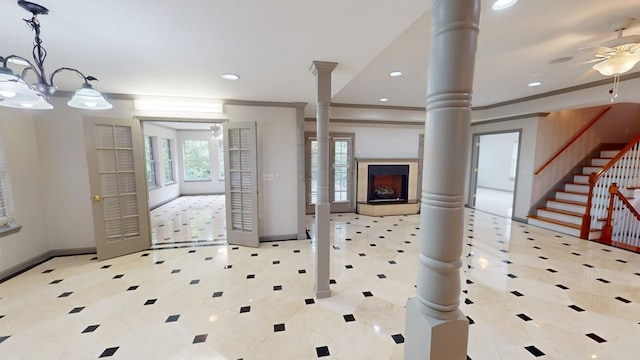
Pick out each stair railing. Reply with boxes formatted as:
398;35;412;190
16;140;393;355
600;182;640;250
581;134;640;238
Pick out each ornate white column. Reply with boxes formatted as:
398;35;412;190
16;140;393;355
295;102;308;241
404;1;480;359
310;61;337;299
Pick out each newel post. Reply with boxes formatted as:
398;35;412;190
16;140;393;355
580;172;597;239
600;183;617;244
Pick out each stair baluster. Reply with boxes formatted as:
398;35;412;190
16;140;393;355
582;137;640;240
601;182;640;251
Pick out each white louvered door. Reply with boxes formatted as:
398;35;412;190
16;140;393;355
84;117;150;260
224;121;259;247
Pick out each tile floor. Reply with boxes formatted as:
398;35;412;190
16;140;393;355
1;195;640;359
150;195;227;248
474;186;514;219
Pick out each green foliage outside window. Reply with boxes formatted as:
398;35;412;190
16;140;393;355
184;139;211;181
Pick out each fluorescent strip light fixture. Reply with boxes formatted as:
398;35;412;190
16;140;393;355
134;97;224;114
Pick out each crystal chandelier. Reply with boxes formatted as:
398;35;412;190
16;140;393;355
0;1;112;110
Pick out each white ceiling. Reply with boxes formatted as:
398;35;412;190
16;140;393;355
3;0;640;118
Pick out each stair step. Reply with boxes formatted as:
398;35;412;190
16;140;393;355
565;182;589;194
556;191;588;203
528;215;581;236
537;207;583;225
600;150;620;158
582;166;602;174
573;174;589;184
591;158;611;167
528;215;601;240
547;199;587;213
532;147;626;241
538;207;583;217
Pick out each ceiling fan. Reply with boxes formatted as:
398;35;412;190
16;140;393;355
576;18;640;101
586;18;640;76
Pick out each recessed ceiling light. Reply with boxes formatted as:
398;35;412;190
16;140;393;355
221;74;239;80
528;81;542;87
379;98;388;102
491;0;518;11
389;71;403;77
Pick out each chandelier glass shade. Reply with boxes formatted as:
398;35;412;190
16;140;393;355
0;1;112;110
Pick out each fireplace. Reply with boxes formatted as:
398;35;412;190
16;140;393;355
356;159;420;216
367;165;409;203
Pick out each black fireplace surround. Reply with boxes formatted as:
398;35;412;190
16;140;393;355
367;164;409;203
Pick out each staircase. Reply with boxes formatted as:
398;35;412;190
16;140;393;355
528;149;621;240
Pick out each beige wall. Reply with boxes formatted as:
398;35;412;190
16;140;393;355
0;110;48;274
226;105;298;240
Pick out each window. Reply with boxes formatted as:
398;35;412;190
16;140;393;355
0;131;14;229
144;136;158;187
332;137;350;202
184;139;211;181
217;137;225;181
0;172;10;226
305;132;354;213
162;138;175;183
309;139;318;204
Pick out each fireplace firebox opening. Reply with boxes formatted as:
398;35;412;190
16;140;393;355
367;165;409;203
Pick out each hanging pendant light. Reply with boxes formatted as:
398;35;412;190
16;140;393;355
0;1;112;110
67;84;113;110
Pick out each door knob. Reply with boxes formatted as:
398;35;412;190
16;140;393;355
92;195;102;202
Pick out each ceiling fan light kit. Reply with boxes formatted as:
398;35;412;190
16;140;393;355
593;52;640;76
0;1;112;110
585;18;640;101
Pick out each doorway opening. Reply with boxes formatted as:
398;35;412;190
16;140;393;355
142;121;227;248
470;131;520;218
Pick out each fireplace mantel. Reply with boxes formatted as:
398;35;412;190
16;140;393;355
356;158;420;216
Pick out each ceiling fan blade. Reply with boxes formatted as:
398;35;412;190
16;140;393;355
629;44;640;54
572;58;605;66
576;66;599;82
576;45;614;56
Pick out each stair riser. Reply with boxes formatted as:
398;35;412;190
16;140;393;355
556;192;588;203
537;209;582;225
547;201;586;213
565;183;589;193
